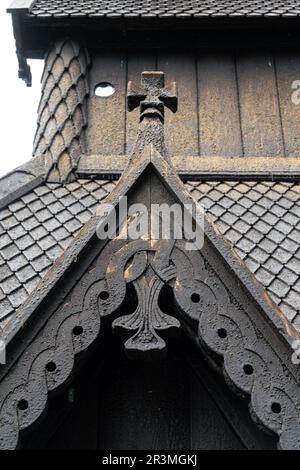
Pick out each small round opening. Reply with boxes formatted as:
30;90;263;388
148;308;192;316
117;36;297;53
95;82;115;97
18;399;29;411
243;364;254;375
73;325;83;336
191;293;200;303
217;328;227;339
46;361;57;372
99;291;110;301
271;402;281;414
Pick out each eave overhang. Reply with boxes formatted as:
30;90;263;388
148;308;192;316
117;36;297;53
7;2;300;86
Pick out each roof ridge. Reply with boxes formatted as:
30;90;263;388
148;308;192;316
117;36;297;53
0;157;44;211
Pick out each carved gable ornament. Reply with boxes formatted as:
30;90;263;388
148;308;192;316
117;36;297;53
0;71;300;450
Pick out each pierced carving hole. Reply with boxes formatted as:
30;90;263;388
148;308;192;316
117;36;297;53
217;328;227;339
17;399;29;411
73;325;83;336
191;293;200;303
271;402;281;414
243;364;254;375
99;291;110;301
95;82;115;97
46;361;57;373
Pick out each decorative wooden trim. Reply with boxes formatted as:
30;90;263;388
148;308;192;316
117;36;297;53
1;234;300;449
4;146;298;350
78;155;300;181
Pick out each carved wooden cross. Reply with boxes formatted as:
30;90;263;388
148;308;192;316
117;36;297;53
126;71;178;161
127;71;178;123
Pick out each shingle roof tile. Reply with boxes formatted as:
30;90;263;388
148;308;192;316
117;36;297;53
187;180;300;326
0;179;114;323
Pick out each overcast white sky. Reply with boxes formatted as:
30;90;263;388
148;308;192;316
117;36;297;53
0;0;43;177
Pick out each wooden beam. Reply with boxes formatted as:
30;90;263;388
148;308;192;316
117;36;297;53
7;0;34;13
77;155;300;181
174;155;300;180
78;155;127;178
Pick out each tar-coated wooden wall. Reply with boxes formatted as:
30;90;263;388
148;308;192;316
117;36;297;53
20;336;277;450
86;50;300;159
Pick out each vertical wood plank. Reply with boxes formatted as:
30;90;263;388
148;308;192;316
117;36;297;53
157;52;199;157
275;52;300;157
189;372;244;450
197;53;242;157
22;355;101;449
183;339;276;450
87;52;127;155
236;53;284;157
126;52;156;154
98;344;190;450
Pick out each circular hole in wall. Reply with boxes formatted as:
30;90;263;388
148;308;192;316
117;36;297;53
191;293;200;303
243;364;254;375
73;325;84;336
271;402;282;414
217;328;227;339
99;291;110;301
95;82;115;97
18;399;29;411
46;361;57;373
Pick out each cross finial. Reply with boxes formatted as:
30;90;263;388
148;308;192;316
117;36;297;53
127;71;177;123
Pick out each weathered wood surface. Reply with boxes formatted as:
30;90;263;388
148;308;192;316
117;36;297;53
78;155;300;180
158;52;199;157
197;53;242;157
87;51;300;159
98;345;190;450
275;53;300;157
87;52;127;155
236;53;284;157
126;53;156;154
20;337;276;450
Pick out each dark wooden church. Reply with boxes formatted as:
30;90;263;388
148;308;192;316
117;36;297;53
1;0;300;450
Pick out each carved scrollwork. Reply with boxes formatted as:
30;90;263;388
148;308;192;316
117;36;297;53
0;238;204;447
86;239;197;360
190;251;300;450
0;279;100;449
0;236;300;449
86;237;221;360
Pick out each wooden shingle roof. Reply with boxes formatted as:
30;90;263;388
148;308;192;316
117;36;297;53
29;0;300;18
